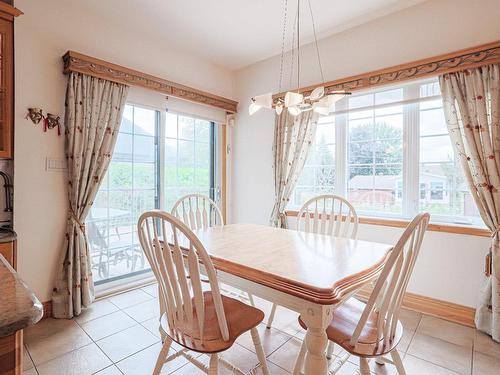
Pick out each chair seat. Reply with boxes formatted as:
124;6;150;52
161;291;264;353
298;298;403;357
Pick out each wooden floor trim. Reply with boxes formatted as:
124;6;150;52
43;289;475;328
285;210;491;237
357;287;475;328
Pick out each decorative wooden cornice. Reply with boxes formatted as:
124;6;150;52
274;40;500;100
0;3;23;20
63;51;238;113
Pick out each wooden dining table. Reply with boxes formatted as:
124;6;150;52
188;223;393;375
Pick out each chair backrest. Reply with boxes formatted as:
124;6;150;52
296;195;358;239
350;212;430;348
137;210;229;342
171;194;224;230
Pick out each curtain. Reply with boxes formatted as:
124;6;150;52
439;64;500;341
52;72;129;319
270;110;318;228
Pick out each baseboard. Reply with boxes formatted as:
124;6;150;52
42;289;476;328
42;300;52;319
357;287;476;328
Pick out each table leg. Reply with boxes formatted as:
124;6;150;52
300;305;332;375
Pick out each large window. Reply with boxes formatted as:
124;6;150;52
88;104;218;283
164;113;214;210
291;78;482;226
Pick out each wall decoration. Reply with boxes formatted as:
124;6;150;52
25;108;62;136
26;107;43;124
44;113;61;135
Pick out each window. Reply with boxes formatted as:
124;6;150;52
291;78;482;226
164;113;215;210
293;116;335;206
88;104;219;283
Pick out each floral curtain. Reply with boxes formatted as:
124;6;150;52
52;72;129;319
439;64;500;341
270;110;318;228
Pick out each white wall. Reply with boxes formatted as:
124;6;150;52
232;0;500;308
14;0;236;303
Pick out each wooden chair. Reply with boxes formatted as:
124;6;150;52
137;211;270;375
266;195;359;338
171;194;224;230
172;194;255;307
292;212;430;375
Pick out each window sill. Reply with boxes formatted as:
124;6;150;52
284;210;491;237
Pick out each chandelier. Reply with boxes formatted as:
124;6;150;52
249;0;350;117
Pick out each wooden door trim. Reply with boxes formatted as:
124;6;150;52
63;51;238;113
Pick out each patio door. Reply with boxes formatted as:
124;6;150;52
87;103;218;284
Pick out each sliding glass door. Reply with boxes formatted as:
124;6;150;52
88;104;217;284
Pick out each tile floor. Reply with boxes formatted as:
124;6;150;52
23;284;500;375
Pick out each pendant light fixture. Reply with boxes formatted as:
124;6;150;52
249;0;351;117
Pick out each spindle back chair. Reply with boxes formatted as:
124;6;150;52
293;212;430;375
172;193;255;307
267;195;359;330
137;211;269;375
296;195;358;238
172;193;223;230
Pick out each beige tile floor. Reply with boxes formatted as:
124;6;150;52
23;285;500;375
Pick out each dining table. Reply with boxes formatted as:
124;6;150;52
187;223;393;375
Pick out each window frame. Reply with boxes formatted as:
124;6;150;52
289;78;485;229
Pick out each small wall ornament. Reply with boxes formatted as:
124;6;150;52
26;107;43;124
45;113;61;135
25;108;62;136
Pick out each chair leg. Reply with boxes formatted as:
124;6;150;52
292;340;307;375
266;303;278;329
247;292;255;307
375;355;385;365
326;341;335;360
251;327;270;375
359;358;370;375
153;337;172;375
390;350;406;375
208;353;218;375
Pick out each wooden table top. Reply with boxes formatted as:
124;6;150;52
190;224;393;305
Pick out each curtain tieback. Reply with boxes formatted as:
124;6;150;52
69;210;86;232
491;226;500;237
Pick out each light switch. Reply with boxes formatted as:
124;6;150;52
46;157;67;171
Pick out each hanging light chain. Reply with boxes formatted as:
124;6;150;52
277;0;288;96
307;0;324;84
296;0;300;93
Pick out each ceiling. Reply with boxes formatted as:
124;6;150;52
79;0;427;70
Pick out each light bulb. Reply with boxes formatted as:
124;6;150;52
253;93;273;108
284;91;304;107
248;102;261;115
288;106;301;116
275;104;283;115
308;86;325;101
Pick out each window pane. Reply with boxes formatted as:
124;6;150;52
88;104;159;283
420;135;454;163
166;113;178;138
419;101;481;225
133;163;155;189
133;135;155;162
178;116;195;140
164;113;214;211
195;119;211;143
134;106;156;136
375;88;403;105
121;105;133;133
113;134;132;162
